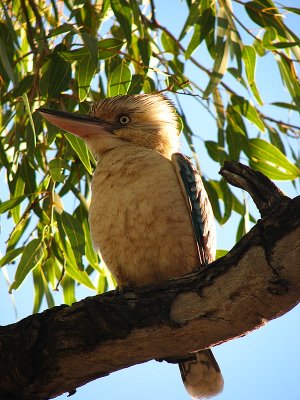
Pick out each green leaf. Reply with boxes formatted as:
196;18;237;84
143;76;155;93
205;141;227;163
33;267;44;313
179;0;201;40
11;174;25;223
65;132;92;174
242;45;263;105
0;247;23;268
226;124;242;161
61;275;76;305
127;74;144;95
202;178;222;224
227;67;247;89
47;50;72;97
75;206;101;272
59;39;124;62
58;211;86;269
137;38;151;68
7;217;30;252
41;271;55;309
203;40;229;99
277;57;300;110
236;215;247;242
108;62;132;96
271;102;298;111
0;194;28;214
268;126;285;154
129;0;143;34
10;238;45;292
231;95;265;132
185;8;215;59
0;36;15;83
43;257;57;289
283;7;300;16
78;54;97;101
22;93;37;146
161;31;179;55
245;1;286;37
246;138;300;180
64;252;96;291
213;88;225;130
47;23;76;38
111;0;132;45
216;249;228;258
49;158;70;183
97;273;108;294
220;179;232;224
262;27;277;48
81;33;99;68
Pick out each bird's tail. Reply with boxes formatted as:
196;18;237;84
179;349;224;399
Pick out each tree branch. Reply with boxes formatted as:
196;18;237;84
0;163;299;400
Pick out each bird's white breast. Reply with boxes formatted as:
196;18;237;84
89;144;199;287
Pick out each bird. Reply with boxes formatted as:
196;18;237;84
39;93;224;399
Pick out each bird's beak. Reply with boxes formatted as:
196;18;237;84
38;108;114;138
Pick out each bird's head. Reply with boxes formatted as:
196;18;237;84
39;94;181;159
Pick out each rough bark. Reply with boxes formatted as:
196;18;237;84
0;162;299;400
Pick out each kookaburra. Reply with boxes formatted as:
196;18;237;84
39;94;224;399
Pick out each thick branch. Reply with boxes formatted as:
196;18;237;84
0;165;300;400
219;161;291;217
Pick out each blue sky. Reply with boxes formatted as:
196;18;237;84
1;1;300;400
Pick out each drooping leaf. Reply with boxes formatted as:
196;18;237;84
22;93;37;146
0;194;28;214
245;1;286;37
216;249;228;258
161;31;179;55
185;7;215;59
242;45;263;105
246;138;300;180
137;38;151;69
64;132;92;174
81;33;99;68
231;95;265;132
108;62;132;96
78;54;97;101
277;56;300;110
179;0;201;40
10;238;45;292
61;275;76;305
127;74;144;95
58;211;86;269
203;40;229;99
205;140;227;163
64;254;96;291
49;158;70;183
0;36;15;83
111;0;132;45
33;266;44;314
47;23;77;38
47;46;72;98
59;39;124;62
0;247;23;268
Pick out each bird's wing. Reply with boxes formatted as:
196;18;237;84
171;153;216;266
172;153;223;398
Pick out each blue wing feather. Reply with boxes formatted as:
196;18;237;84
171;153;216;266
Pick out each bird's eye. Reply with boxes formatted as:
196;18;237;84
119;115;130;125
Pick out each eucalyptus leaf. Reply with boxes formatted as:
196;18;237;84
10;238;45;292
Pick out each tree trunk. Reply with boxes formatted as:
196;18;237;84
0;162;299;400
